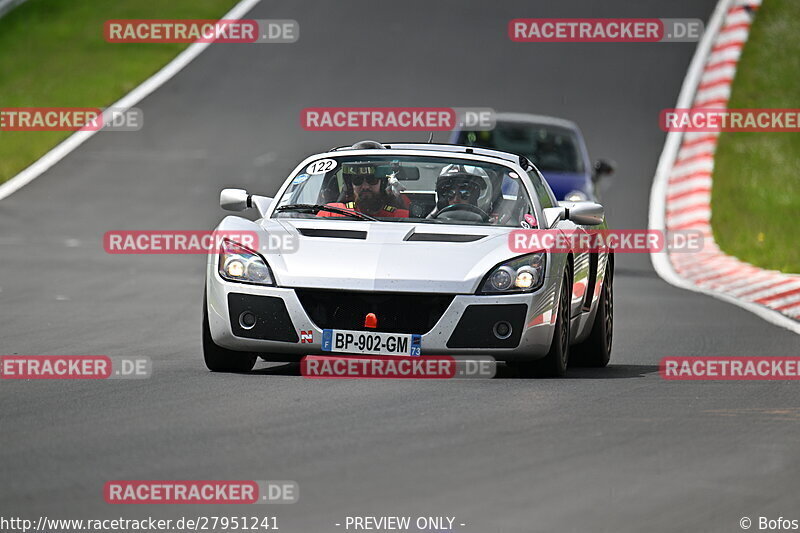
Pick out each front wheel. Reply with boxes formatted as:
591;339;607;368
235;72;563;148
202;293;257;373
510;267;572;378
571;259;613;367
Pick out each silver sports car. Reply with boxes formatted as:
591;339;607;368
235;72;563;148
203;141;613;377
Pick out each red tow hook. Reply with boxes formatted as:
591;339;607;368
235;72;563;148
364;313;378;329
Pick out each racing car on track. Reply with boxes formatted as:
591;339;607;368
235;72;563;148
203;141;614;377
451;113;615;202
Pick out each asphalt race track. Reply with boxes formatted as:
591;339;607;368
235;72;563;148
1;1;799;532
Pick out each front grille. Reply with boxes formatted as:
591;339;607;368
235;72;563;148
296;290;454;334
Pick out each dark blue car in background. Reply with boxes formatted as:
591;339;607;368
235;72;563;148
450;112;614;202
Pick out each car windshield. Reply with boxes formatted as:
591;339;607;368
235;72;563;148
457;123;585;173
273;154;538;227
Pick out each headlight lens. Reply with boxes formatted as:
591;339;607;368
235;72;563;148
490;267;515;291
218;239;275;285
480;253;546;294
246;259;271;283
565;190;589;202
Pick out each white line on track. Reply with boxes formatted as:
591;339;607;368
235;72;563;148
0;0;261;201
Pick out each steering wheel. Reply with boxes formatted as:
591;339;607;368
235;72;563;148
433;203;490;222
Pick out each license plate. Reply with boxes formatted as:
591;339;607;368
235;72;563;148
321;329;422;356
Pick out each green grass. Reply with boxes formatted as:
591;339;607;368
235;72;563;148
0;0;239;183
711;0;800;273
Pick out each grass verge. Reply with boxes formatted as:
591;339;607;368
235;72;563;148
712;0;800;273
0;0;239;183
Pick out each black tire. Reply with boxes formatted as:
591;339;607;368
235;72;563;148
202;293;257;373
510;267;572;378
571;259;613;367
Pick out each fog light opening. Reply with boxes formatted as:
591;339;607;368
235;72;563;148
493;321;512;340
239;311;257;330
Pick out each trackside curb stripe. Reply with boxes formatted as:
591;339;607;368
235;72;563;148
648;0;800;334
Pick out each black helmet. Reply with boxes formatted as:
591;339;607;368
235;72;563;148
349;140;386;150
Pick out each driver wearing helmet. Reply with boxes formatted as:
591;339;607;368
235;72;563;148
428;164;489;219
319;162;410;218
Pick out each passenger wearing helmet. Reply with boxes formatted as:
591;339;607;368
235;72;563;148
429;164;491;221
319;162;410;219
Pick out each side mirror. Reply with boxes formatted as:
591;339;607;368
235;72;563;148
220;188;250;211
593;159;615;182
567;202;604;225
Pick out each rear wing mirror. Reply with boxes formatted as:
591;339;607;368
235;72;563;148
220;188;273;217
593;159;616;182
544;202;605;228
563;201;604;225
220;188;249;211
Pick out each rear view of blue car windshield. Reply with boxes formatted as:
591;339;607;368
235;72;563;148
459;124;584;173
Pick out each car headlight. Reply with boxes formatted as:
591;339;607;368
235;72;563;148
480;253;546;294
218;239;275;286
564;190;589;202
